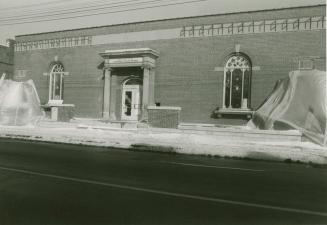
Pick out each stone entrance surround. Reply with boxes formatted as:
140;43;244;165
99;48;159;121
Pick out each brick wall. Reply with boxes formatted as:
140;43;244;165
0;42;14;78
14;46;104;118
14;5;326;124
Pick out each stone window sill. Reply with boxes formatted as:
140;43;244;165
215;108;254;119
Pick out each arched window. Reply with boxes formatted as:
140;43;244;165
49;63;64;103
223;54;252;109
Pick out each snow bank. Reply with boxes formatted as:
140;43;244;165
0;124;326;165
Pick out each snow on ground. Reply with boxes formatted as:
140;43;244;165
0;120;326;165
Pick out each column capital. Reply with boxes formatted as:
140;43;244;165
141;64;154;70
103;66;113;71
104;68;112;80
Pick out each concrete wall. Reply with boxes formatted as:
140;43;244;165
14;5;326;124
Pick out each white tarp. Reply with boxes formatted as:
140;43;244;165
0;75;43;126
248;70;327;146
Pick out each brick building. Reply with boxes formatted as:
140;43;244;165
13;5;326;126
0;39;14;79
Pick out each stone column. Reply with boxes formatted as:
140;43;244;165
141;66;151;121
149;69;156;106
109;75;117;120
103;67;111;120
222;70;226;109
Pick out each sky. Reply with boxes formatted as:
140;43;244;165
0;0;325;45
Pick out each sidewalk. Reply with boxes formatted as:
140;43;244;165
0;118;326;165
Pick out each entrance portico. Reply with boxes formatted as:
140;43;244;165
99;48;159;121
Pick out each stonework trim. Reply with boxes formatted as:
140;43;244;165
180;16;325;38
100;48;158;69
15;36;92;52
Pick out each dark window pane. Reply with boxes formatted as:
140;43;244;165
243;70;250;99
225;71;231;108
54;73;61;100
231;69;242;108
124;91;132;116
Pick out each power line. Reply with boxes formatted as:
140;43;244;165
0;0;134;17
0;0;207;26
0;0;162;22
0;0;122;15
0;0;78;11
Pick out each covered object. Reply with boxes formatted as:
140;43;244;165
248;70;326;146
0;75;43;126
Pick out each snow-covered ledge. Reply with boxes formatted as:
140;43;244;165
147;106;181;111
43;103;75;107
48;100;63;105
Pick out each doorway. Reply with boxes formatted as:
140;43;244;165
121;78;142;121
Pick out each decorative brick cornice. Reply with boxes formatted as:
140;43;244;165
180;16;325;38
14;36;92;52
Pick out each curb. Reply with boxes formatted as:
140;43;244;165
0;125;326;165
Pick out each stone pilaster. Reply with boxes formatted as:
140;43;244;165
141;66;151;121
103;67;111;120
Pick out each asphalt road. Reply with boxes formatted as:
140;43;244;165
0;138;326;225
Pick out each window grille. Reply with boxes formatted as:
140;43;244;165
223;54;252;110
49;64;65;104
